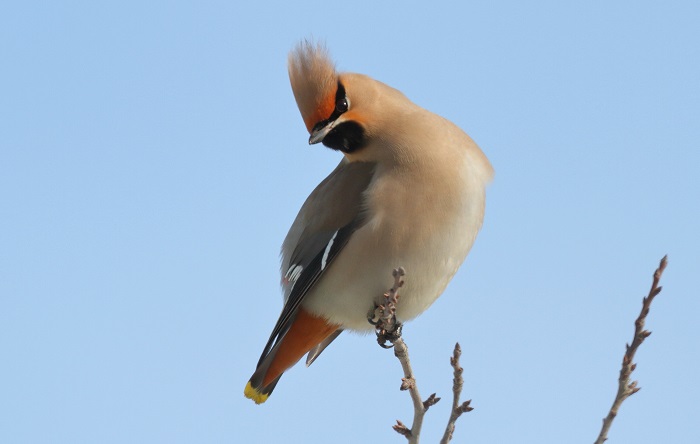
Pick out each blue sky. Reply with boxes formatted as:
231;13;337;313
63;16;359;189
2;1;699;443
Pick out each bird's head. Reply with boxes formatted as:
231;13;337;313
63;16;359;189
289;41;404;160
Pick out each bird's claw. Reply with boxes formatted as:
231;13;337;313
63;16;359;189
375;319;403;348
367;308;379;326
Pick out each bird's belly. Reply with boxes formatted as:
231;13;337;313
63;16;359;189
300;211;477;331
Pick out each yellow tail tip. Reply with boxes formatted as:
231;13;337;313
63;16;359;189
244;381;269;404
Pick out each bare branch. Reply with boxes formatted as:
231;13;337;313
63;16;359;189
391;336;432;443
371;268;439;443
594;255;668;444
372;268;476;443
440;343;474;444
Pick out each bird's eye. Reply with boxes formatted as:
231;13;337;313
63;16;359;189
336;97;349;113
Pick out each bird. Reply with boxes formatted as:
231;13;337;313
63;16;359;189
244;41;493;404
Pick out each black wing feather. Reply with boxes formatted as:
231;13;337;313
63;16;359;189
256;216;364;367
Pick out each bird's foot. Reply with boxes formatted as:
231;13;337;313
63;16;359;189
368;267;406;348
369;302;403;348
376;320;403;348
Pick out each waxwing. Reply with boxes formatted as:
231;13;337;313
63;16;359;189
245;41;493;404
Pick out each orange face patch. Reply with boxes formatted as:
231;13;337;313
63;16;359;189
304;92;336;133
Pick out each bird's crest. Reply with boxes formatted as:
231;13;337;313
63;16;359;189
288;41;338;133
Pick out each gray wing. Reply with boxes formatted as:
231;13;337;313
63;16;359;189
256;160;376;368
281;159;376;284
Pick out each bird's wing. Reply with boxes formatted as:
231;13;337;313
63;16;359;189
305;329;343;366
256;160;376;367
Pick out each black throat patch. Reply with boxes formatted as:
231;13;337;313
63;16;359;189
322;121;367;153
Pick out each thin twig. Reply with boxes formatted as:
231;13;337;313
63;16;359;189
594;255;668;444
372;268;440;444
440;343;474;444
392;336;434;443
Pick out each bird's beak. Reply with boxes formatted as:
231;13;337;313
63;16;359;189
308;121;334;145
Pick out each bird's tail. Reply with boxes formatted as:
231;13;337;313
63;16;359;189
244;309;340;404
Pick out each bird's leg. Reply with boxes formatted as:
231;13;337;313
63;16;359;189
370;267;406;348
